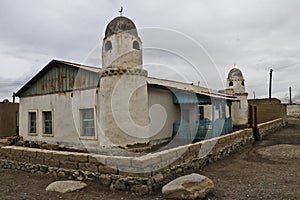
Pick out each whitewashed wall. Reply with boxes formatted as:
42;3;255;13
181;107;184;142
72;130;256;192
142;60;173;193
148;87;181;143
19;89;100;150
231;95;248;126
287;104;300;117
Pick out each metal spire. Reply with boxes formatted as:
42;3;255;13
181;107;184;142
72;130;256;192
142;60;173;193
118;6;123;16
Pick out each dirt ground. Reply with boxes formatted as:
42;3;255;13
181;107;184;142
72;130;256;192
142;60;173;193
0;119;299;200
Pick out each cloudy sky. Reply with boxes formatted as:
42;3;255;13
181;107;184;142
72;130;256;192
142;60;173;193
0;0;299;103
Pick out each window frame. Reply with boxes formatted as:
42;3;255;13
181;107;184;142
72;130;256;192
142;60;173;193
80;108;96;139
198;106;204;120
42;110;53;137
28;111;37;135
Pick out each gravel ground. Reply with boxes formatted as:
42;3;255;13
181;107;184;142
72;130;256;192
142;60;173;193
0;119;299;200
202;118;300;200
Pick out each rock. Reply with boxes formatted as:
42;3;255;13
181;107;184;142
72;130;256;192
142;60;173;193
110;180;126;191
99;174;112;186
162;173;214;199
57;171;66;178
7;136;20;145
40;143;59;150
130;184;149;195
46;180;87;193
153;173;164;183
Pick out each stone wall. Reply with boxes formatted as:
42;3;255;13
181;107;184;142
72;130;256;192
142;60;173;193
0;118;284;194
258;118;285;138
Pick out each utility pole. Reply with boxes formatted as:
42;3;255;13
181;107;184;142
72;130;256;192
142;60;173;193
289;86;292;105
12;92;16;103
269;69;273;102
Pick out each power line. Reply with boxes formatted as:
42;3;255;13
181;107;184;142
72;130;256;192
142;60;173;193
274;62;300;71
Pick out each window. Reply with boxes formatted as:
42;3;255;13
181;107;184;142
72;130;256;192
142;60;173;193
43;111;52;134
28;112;36;133
133;41;140;50
81;109;95;136
229;81;233;86
105;40;112;51
198;106;204;120
241;81;245;86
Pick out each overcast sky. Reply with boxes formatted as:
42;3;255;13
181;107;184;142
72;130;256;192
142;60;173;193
0;0;299;103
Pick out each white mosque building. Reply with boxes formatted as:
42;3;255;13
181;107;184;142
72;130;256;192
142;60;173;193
15;15;248;150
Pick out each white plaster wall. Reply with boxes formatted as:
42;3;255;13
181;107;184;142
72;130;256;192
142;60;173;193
287;105;300;117
226;78;245;93
148;87;180;143
19;89;100;149
99;74;150;147
204;105;212;120
202;104;230;121
232;94;248;126
102;33;142;69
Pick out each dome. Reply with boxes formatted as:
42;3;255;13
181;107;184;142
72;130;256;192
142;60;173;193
228;68;244;79
104;16;138;38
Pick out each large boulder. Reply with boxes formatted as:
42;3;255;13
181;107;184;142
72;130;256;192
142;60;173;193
46;180;87;193
162;173;214;199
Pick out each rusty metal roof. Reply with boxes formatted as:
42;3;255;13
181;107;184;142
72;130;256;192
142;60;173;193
16;59;238;101
15;60;101;97
56;60;101;73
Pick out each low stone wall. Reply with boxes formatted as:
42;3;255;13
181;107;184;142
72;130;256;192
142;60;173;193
258;118;285;138
0;118;285;194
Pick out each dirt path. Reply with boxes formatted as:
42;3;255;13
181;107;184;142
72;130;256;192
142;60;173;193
0;119;299;200
202;119;300;200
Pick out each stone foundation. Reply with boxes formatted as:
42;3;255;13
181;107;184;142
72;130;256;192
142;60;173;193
0;118;285;194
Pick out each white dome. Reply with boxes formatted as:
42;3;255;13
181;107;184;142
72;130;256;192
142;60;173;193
104;16;138;38
228;68;244;80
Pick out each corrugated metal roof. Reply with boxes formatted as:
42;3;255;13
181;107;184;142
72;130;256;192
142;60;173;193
57;60;102;73
15;59;101;97
15;59;238;102
147;77;238;101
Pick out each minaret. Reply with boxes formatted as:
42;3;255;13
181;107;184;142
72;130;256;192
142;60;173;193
226;68;248;127
99;16;149;148
102;16;143;69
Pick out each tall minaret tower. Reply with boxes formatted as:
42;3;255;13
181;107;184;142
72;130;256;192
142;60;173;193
99;16;149;147
226;68;248;127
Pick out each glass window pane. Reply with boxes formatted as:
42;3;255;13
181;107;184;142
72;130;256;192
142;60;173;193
43;111;52;134
29;112;36;133
81;109;95;136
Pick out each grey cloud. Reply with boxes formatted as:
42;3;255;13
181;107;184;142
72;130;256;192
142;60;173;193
0;0;299;103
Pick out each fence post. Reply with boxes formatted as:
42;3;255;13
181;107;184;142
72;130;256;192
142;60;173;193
248;105;253;128
253;106;260;141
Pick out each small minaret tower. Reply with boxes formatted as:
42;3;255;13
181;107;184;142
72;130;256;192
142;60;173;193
102;16;143;69
99;15;149;147
226;68;249;127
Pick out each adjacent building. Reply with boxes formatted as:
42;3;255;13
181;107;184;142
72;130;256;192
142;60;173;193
0;101;19;137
